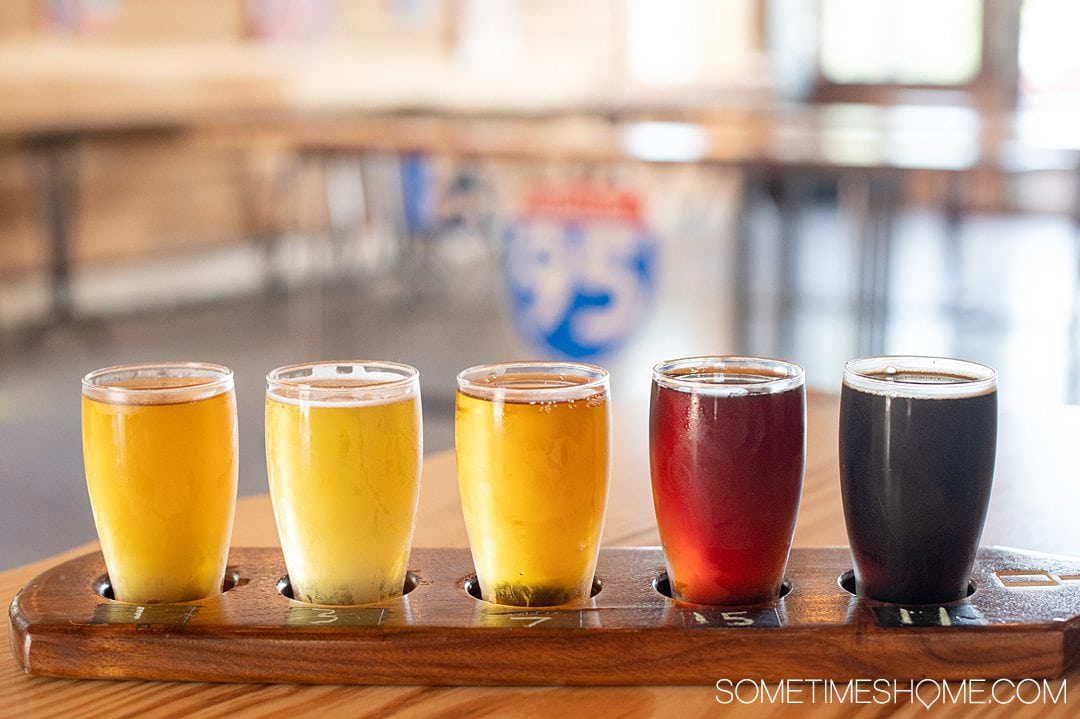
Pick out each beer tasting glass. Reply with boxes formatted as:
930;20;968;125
456;362;611;607
82;362;238;604
265;361;422;605
839;355;997;605
650;356;806;606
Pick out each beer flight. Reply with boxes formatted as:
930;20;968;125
79;355;997;613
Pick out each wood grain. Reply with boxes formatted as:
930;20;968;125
10;547;1080;685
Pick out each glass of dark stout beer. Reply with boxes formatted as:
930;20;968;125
839;356;997;605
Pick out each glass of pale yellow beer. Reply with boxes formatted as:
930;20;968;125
265;361;422;605
456;361;611;607
81;362;238;604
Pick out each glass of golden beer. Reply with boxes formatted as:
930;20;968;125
265;361;422;605
456;361;611;607
81;362;238;604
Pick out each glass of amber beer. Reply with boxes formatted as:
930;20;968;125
82;362;238;604
265;361;422;605
456;362;611;607
650;356;805;606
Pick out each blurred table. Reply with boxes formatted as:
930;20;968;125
206;106;1080;356
3;38;1078;336
3;391;1078;716
4;42;1077;342
0;41;284;325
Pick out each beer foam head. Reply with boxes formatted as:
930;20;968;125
652;356;804;397
266;361;419;406
82;362;234;405
843;355;997;399
457;361;609;404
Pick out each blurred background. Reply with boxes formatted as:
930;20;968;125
1;0;1078;568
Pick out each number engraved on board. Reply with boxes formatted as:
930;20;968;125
681;608;781;629
311;609;337;624
507;615;552;628
91;603;199;626
720;611;754;627
475;610;583;629
285;606;386;628
872;605;985;628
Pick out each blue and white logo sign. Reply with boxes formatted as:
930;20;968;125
504;186;657;360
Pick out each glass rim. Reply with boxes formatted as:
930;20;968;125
651;355;805;395
266;360;419;401
456;361;609;402
843;355;997;398
81;361;234;404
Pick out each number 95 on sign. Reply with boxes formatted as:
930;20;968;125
503;190;656;361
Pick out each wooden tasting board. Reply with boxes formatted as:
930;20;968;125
9;546;1080;685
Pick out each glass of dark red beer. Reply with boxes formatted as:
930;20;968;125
650;356;805;605
839;355;997;605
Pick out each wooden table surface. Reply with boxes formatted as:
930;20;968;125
198;105;1080;176
4;391;1079;716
